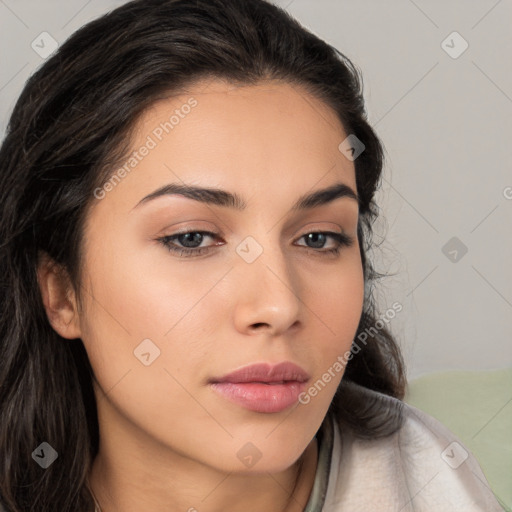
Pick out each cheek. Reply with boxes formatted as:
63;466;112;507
77;244;214;445
81;233;217;337
311;250;365;339
302;251;364;381
77;235;222;393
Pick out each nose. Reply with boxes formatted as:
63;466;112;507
232;240;303;336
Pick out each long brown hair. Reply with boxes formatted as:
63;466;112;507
0;0;405;509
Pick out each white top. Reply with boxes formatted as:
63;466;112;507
306;384;506;511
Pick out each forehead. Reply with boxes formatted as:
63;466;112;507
92;78;357;217
139;77;348;150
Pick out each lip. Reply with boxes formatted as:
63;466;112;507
209;362;310;413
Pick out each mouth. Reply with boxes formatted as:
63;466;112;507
208;362;310;413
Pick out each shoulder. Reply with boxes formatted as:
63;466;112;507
394;401;504;509
323;384;505;511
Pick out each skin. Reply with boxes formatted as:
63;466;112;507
37;78;364;512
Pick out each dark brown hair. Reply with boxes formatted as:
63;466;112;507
0;0;405;509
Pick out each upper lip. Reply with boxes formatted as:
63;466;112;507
209;362;310;384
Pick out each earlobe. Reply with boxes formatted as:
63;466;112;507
37;253;82;340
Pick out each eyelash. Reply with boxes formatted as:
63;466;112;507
156;229;354;258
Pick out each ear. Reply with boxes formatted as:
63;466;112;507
37;252;82;340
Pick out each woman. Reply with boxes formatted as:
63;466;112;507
0;0;505;510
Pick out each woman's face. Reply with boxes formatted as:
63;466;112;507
76;78;364;473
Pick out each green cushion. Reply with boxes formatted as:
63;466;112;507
405;368;512;511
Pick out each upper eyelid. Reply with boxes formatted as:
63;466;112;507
163;220;351;236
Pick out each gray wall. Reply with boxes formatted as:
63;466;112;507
1;0;510;379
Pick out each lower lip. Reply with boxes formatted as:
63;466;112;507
209;381;307;413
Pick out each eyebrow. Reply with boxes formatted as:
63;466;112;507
132;181;359;212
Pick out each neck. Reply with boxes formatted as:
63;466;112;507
88;436;318;512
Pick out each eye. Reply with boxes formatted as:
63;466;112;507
157;230;220;257
296;230;354;256
156;229;354;258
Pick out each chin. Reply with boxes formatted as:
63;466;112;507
204;436;311;476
